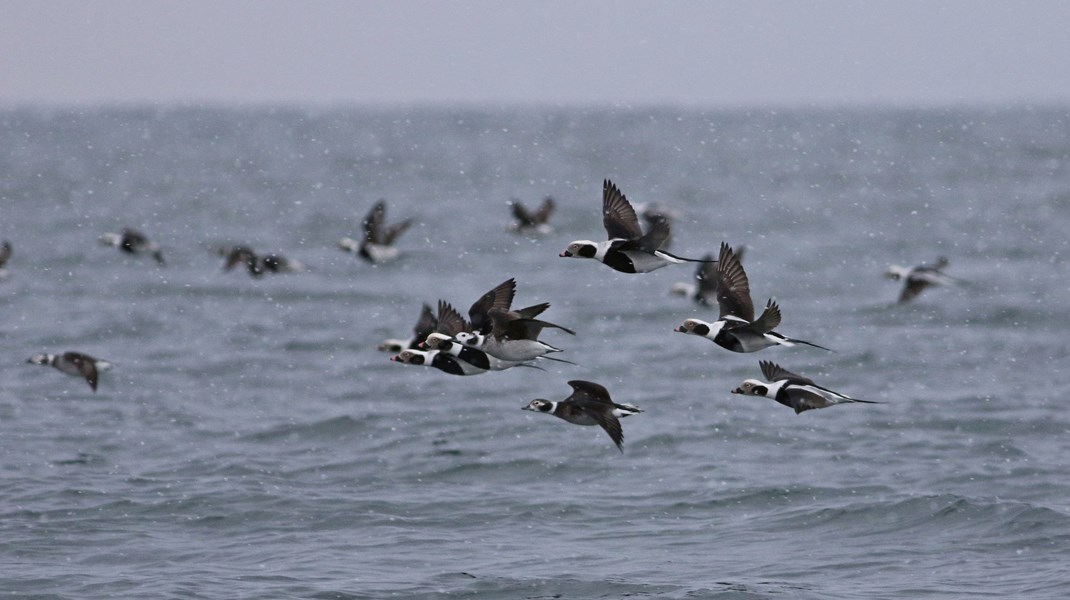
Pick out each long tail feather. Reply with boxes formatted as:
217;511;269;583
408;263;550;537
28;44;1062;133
537;355;578;366
657;250;718;264
786;337;836;352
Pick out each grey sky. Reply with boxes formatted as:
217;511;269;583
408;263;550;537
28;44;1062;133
2;0;1069;107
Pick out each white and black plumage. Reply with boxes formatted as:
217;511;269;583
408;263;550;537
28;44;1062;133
522;380;642;453
339;200;413;264
731;360;880;414
100;228;164;265
454;306;574;362
508;196;555;235
389;348;486;376
220;246;302;278
28;351;114;392
379;303;437;353
885;257;960;303
559;179;714;274
420;332;536;371
420;299;525;371
0;240;11;279
673;242;831;352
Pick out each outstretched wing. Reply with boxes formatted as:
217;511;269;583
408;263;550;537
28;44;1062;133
514;302;550;319
489;308;574;340
468;278;516;333
715;242;754;321
898;278;930;303
590;410;625;452
566;380;613;404
602;179;643;240
435;300;470;337
634;215;671;253
65;352;100;392
383;219;412;245
759;360;817;386
511;201;535;227
411;303;438;347
747;299;782;334
534;196;555;223
362;200;387;244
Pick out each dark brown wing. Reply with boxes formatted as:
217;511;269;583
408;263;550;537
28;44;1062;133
759;360;817;386
566;380;613;404
588;408;625;452
64;352;99;392
715;242;754;321
120;228;149;248
488;308;574;340
0;240;11;267
634;215;671;253
602;179;642;240
899;279;929;303
511;201;535;227
747;299;782;334
383;219;412;245
411;303;438;346
435;300;470;337
514;302;550;319
362;200;387;244
785;388;836;414
468;278;516;333
534;196;555;223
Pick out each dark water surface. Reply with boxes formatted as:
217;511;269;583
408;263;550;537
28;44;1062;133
1;106;1069;598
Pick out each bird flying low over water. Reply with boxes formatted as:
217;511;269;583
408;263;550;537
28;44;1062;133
420;331;538;371
508;196;555;235
885;257;961;303
523;380;642;452
421;299;539;371
339;200;413;264
731;360;880;414
219;246;303;277
454;307;575;362
28;351;113;392
100;228;164;265
674;242;831;352
559;179;714;273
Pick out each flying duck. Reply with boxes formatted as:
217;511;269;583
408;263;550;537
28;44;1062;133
673;242;831;352
559;179;713;273
339;200;413;264
28;351;113;392
100;228;164;265
508;196;555;235
522;380;642;452
885;257;961;303
731;360;880;414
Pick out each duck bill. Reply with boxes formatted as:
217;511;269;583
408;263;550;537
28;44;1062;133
673;325;686;333
730;388;743;394
559;250;572;257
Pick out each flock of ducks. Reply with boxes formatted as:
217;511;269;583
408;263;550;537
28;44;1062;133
7;179;961;452
380;179;960;452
